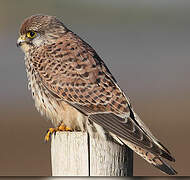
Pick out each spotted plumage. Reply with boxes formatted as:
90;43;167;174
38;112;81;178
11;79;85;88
17;14;177;175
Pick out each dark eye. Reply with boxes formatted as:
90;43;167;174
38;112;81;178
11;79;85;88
26;31;37;39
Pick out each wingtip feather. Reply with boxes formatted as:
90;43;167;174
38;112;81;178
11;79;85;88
153;160;177;175
161;150;176;162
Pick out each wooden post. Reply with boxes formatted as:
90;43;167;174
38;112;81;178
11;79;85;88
51;132;133;176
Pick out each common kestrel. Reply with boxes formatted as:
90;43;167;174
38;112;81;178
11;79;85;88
17;14;177;175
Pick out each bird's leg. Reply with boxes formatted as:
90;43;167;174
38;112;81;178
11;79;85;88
45;123;72;142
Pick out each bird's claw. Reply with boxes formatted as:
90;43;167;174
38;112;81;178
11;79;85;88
45;125;72;142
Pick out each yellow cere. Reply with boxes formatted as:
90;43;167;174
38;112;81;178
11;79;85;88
26;31;37;39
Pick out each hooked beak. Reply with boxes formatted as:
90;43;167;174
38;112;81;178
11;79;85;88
16;35;26;47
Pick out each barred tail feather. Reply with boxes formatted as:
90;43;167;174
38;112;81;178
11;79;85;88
118;137;177;175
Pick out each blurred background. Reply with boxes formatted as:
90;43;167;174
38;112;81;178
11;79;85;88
0;0;189;176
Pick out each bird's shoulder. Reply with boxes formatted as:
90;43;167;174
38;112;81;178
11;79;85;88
32;30;131;115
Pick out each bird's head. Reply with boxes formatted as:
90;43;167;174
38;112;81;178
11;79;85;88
17;14;67;53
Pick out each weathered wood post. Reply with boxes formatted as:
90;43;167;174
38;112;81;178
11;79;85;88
51;132;133;176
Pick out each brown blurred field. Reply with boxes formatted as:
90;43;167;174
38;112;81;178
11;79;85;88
0;0;190;176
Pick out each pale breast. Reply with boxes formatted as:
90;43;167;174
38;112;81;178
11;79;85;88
25;55;86;130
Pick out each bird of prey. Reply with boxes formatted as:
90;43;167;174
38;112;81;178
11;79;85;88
17;14;177;175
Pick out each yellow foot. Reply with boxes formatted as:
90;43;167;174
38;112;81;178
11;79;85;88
45;125;72;142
